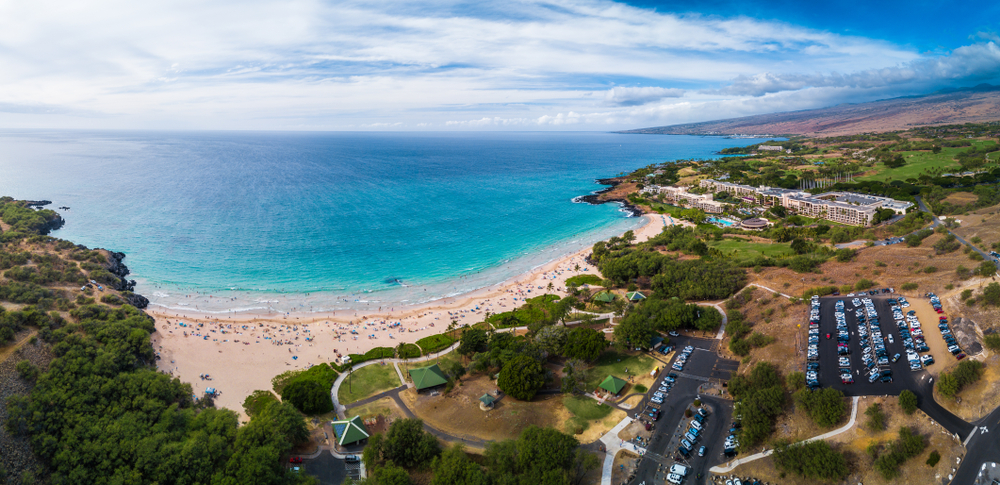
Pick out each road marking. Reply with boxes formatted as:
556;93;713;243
981;426;989;434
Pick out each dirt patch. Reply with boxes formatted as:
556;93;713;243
943;192;979;206
399;373;624;445
611;449;640;485
754;235;976;299
347;396;407;434
0;333;54;483
933;352;1000;421
720;287;806;377
952;204;1000;251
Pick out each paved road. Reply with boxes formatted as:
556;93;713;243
813;295;972;437
953;405;1000;483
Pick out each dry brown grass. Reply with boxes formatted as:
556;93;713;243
611;450;640;485
951;204;1000;255
720;397;964;485
754;234;975;299
943;192;979;206
720;287;806;377
399;373;625;445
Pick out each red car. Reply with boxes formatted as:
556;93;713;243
289;457;302;464
826;333;831;339
956;354;967;361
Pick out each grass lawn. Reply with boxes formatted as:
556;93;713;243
564;395;613;420
566;274;602;287
585;350;657;390
707;239;795;259
338;363;401;405
858;141;999;181
398;351;462;377
415;334;455;353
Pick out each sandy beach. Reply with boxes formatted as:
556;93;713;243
151;213;677;417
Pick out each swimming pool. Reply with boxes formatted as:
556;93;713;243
708;217;733;227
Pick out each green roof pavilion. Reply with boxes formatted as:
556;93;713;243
593;291;616;303
332;415;370;446
409;363;449;390
599;375;628;394
479;394;496;406
626;291;646;301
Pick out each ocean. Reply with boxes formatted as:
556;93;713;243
0;130;769;313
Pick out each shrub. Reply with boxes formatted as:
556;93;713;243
984;333;1000;352
772;440;849;480
899;390;918;415
634;384;647;393
865;403;886;431
873;427;927;480
416;334;456;354
729;337;750;356
923;266;938;274
900;282;919;291
961;289;974;300
855;279;875;291
794;387;846;427
497;355;545;400
937;360;984;398
926;450;941;467
15;360;39;381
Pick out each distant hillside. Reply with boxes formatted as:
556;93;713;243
620;84;1000;137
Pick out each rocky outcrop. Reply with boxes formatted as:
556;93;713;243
100;251;149;309
574;177;644;217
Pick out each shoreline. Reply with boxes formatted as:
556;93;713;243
150;213;675;417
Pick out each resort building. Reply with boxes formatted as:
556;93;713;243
656;186;725;213
697;179;913;226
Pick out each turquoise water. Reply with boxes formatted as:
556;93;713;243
0;131;769;313
708;217;734;226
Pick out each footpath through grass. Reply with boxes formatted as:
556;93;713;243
338;362;402;405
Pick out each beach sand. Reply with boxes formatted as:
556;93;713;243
151;214;675;418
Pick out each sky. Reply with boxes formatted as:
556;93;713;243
0;0;998;131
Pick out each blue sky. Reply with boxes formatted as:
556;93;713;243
0;0;997;130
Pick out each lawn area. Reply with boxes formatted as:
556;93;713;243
585;350;658;390
398;351;463;377
415;333;455;353
564;395;613;420
707;238;795;259
566;274;603;287
858;141;999;181
337;363;401;405
397;343;421;359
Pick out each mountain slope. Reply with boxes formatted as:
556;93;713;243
620;85;1000;137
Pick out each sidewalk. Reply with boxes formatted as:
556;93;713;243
598;417;648;485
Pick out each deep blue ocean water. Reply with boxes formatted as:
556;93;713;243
0;131;768;312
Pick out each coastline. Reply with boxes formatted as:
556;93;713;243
150;213;673;417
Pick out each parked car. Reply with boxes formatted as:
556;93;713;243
698;445;706;457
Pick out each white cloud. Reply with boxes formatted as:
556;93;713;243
0;0;983;130
603;87;685;106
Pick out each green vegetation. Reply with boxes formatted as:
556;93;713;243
5;303;312;485
339;363;401;405
487;294;574;329
397;343;421;359
899;389;918;415
615;298;720;350
871;427;928;480
348;346;398;366
729;362;786;449
564;395;613;420
865;402;887;431
926;450;941;467
243;390;280;417
983;333;1000;352
937;359;984;398
565;274;602;287
900;282;919;291
772;440;849;481
705;239;795;260
562;327;609;362
794;387;846;427
365;418;441;470
416;334;455;353
498;355;546;400
726;310;772;356
584;351;656;390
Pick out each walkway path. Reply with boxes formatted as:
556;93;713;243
330;342;459;419
694;302;728;340
599;417;647;485
0;329;38;364
709;396;860;474
747;282;793;300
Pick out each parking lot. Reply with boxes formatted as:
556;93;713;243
806;295;972;436
629;336;738;485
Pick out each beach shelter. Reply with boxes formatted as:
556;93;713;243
409;363;449;390
599;375;628;394
332;415;370;446
593;291;616;303
626;291;646;301
478;394;496;411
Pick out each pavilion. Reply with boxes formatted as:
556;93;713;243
331;415;370;447
408;363;449;391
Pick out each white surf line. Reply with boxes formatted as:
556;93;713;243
710;396;860;474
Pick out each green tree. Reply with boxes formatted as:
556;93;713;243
244;390;280;417
534;325;569;356
794;387;846;427
562;327;608;361
899;390;918;415
458;327;489;357
379;418;441;469
369;462;413;485
498;355;546;400
431;445;488;485
865;403;886;431
14;359;39;381
280;379;334;414
772;440;849;480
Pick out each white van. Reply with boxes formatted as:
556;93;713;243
669;464;689;476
